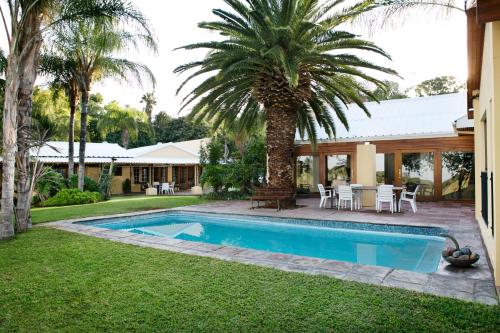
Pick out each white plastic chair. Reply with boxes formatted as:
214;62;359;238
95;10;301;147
337;185;355;211
317;184;332;208
377;185;396;213
399;185;420;213
161;183;170;195
169;182;175;194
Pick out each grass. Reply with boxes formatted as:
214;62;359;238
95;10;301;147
31;195;207;224
0;228;499;332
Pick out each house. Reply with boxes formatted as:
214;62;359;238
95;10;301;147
0;138;209;196
294;92;474;202
467;0;500;288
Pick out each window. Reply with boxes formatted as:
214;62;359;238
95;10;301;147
402;152;434;197
326;155;351;185
442;152;475;200
142;167;149;184
296;156;313;190
114;166;122;177
133;167;140;183
376;153;395;185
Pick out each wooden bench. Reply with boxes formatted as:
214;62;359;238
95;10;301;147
250;187;296;211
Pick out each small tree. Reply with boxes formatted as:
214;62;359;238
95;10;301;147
414;76;465;97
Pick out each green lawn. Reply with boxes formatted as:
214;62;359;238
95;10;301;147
0;229;499;332
31;195;207;224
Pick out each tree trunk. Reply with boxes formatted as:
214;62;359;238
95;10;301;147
122;128;129;149
15;11;42;232
1;55;20;240
68;89;77;178
265;106;297;190
78;91;89;191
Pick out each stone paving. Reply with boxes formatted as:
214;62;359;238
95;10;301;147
45;199;498;305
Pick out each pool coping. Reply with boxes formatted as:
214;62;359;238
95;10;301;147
43;207;499;306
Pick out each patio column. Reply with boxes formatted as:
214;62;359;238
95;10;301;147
312;155;320;192
356;143;377;207
168;165;173;182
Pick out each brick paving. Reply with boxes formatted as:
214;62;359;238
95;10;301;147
46;199;498;305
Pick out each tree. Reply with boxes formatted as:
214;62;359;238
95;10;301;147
52;17;157;191
140;92;156;123
40;53;80;177
1;0;155;238
97;101;146;148
442;152;474;199
414;75;465;97
153;112;209;143
176;0;396;194
368;80;408;101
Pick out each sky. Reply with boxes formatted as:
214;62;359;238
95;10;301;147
70;1;468;118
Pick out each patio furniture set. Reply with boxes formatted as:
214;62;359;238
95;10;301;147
318;184;420;213
145;182;176;196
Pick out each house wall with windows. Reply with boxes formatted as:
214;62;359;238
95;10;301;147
470;12;500;286
295;93;475;202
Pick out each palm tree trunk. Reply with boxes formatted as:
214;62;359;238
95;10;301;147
1;56;20;240
122;128;129;148
68;90;77;178
265;106;297;189
78;90;89;191
15;11;42;232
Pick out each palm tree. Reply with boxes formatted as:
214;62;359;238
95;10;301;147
40;53;80;177
361;0;464;28
97;102;146;148
53;19;157;190
1;0;152;237
140;92;157;123
176;0;396;192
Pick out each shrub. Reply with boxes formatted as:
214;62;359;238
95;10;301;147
35;167;67;203
42;189;103;207
68;175;100;192
122;179;132;194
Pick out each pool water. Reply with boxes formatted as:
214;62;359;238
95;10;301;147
85;211;446;273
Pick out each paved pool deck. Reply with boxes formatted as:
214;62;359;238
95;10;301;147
46;199;498;305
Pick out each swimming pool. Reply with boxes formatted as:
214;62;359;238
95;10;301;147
84;211;447;273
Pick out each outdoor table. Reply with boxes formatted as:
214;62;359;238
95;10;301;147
325;186;405;211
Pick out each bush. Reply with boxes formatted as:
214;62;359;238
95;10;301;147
35;167;67;203
42;189;103;207
122;179;132;194
68;175;100;192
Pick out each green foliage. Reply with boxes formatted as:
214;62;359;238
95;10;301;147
122;179;132;194
200;135;266;198
98;101;147;148
32;88;73;140
68;175;99;192
153;112;209;143
368;80;408;101
42;189;103;207
98;172;114;201
34;168;67;203
175;0;396;144
414;76;465;97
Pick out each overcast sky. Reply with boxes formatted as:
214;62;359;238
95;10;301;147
71;1;468;117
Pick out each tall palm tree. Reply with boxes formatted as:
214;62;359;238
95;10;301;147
53;19;157;190
1;0;152;237
97;102;146;148
140;91;157;123
40;53;80;177
176;0;396;191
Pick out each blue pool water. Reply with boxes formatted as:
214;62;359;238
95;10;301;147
85;211;447;273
